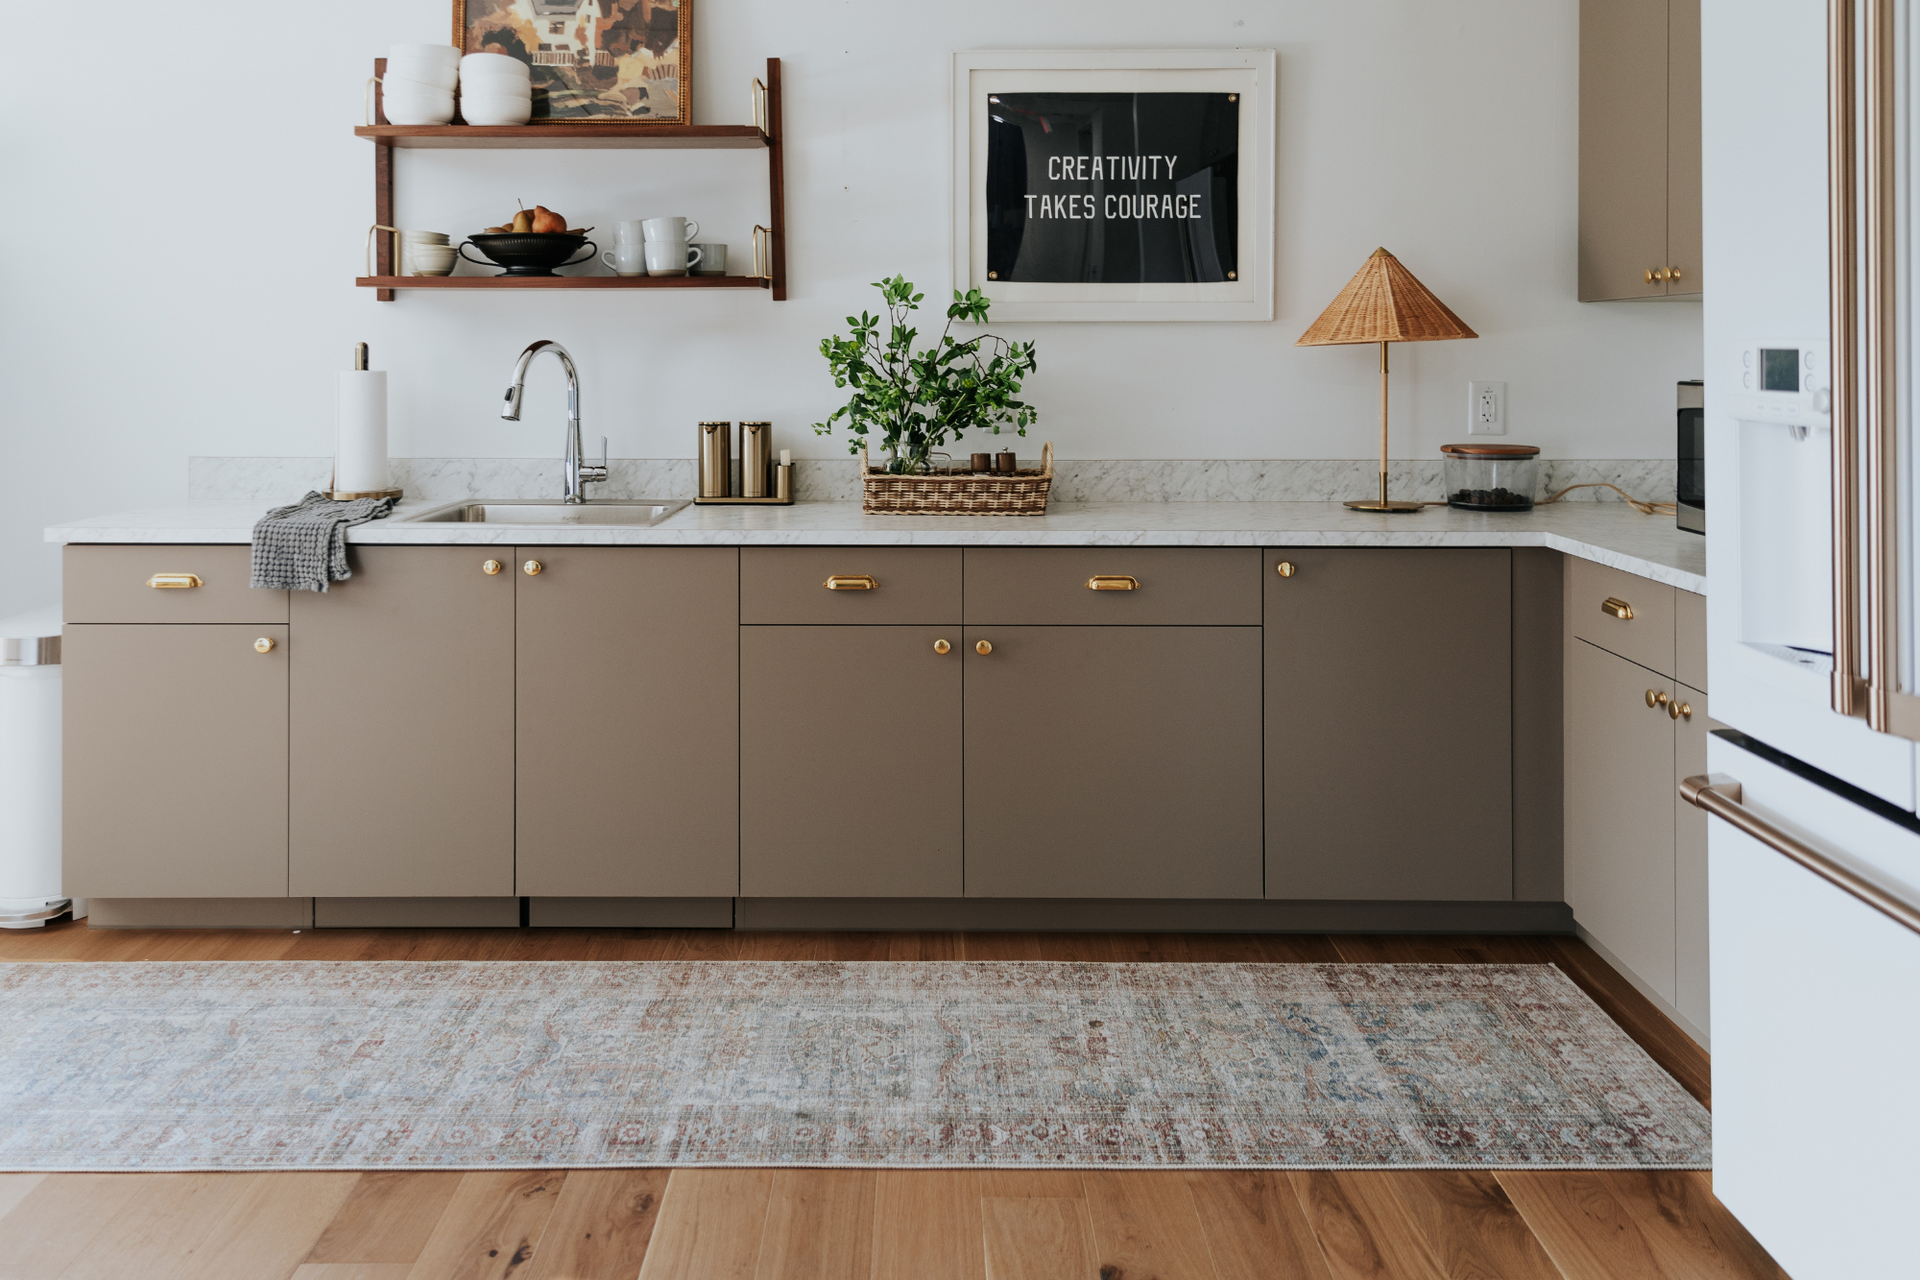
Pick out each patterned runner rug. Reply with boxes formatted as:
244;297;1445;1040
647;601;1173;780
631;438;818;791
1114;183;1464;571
0;960;1710;1171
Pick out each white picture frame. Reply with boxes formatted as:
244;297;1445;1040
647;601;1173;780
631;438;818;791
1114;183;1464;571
951;48;1277;323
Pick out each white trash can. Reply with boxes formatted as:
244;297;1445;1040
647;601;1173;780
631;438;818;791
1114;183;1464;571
0;606;71;928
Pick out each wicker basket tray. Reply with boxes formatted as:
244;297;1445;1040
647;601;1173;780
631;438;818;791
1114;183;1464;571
860;442;1053;515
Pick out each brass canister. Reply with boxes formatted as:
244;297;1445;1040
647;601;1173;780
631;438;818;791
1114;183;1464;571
698;421;732;497
774;463;793;501
741;421;773;498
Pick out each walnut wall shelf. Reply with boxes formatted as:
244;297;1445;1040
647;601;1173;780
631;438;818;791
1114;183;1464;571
357;56;786;302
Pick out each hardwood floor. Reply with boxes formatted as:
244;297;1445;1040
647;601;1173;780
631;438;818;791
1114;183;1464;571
0;923;1782;1279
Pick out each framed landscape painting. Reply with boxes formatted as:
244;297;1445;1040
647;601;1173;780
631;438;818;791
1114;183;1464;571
454;0;691;123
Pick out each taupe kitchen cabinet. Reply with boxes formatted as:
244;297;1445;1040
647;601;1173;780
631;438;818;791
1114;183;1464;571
1579;0;1703;300
289;547;515;897
1564;561;1710;1034
62;545;290;898
515;546;740;897
1265;548;1514;901
740;548;964;897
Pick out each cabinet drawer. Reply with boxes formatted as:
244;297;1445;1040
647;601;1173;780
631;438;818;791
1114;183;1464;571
1569;555;1674;676
964;548;1261;625
65;545;286;624
741;547;960;624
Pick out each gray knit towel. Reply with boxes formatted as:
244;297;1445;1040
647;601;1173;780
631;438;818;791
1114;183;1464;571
250;491;397;593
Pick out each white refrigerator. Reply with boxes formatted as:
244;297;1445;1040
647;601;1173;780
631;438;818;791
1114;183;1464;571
1701;0;1920;1273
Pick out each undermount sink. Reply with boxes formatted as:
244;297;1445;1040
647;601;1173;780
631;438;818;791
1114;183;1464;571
405;499;691;526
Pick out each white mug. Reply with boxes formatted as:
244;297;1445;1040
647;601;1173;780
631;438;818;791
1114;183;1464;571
602;242;647;277
689;243;726;276
645;241;703;277
615;220;645;245
642;216;698;243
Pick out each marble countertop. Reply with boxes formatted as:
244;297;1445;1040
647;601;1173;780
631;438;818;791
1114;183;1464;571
46;499;1707;593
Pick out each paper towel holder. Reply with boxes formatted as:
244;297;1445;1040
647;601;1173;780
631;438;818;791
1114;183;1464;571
327;342;404;502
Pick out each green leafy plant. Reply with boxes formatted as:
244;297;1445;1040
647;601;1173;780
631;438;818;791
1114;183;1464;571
813;275;1038;474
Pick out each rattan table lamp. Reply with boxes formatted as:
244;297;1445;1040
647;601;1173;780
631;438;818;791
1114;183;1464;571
1298;248;1478;511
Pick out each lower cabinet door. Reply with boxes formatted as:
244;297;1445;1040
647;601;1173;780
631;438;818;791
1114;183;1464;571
516;547;739;897
64;624;289;898
1565;638;1678;1000
741;626;962;897
289;547;515;897
963;626;1264;899
1673;683;1709;1032
1265;547;1513;900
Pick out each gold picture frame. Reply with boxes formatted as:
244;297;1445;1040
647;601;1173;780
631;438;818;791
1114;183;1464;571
453;0;692;125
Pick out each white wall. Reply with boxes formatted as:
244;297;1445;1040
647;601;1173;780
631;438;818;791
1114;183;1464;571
0;0;1701;614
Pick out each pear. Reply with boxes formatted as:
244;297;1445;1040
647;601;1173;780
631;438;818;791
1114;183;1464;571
531;205;567;234
511;209;535;234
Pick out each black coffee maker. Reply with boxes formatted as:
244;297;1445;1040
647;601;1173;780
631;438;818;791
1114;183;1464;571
1677;380;1705;534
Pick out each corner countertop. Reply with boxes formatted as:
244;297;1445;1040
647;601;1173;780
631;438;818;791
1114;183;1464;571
46;499;1707;593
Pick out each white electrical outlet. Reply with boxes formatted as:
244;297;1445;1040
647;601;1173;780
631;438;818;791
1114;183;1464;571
1468;381;1507;435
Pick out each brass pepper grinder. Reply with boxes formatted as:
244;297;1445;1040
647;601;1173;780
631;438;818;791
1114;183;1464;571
995;450;1017;474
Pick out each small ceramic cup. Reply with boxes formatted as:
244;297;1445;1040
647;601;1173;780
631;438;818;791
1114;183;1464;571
602;242;647;277
642;216;698;243
644;241;703;277
615;220;646;245
689;243;727;276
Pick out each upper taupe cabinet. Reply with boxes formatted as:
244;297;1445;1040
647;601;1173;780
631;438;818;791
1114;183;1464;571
1579;0;1702;300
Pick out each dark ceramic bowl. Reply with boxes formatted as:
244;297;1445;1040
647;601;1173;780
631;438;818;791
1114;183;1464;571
459;233;595;276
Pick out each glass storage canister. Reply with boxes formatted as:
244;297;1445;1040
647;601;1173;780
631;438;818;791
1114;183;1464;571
1441;443;1541;511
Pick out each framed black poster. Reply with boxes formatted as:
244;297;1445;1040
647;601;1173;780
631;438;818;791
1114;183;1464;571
954;50;1276;321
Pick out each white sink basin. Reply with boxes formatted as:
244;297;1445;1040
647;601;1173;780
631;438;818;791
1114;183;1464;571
404;500;690;526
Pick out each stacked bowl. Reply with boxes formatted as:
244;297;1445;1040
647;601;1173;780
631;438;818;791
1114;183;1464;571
401;231;456;277
382;44;459;126
460;53;533;126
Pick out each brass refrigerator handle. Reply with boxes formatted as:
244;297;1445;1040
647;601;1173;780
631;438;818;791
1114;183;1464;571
1863;0;1899;731
1681;773;1920;937
1830;0;1862;717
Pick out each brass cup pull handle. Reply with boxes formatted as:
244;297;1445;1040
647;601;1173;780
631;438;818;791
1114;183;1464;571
824;575;878;591
975;640;993;656
254;637;276;654
1601;597;1635;621
933;639;951;655
483;560;503;576
523;560;543;576
1645;689;1669;709
1087;575;1139;591
1670;700;1692;721
147;573;203;589
1275;561;1297;578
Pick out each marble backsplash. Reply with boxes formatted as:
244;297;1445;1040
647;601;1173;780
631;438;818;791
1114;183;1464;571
188;456;1679;506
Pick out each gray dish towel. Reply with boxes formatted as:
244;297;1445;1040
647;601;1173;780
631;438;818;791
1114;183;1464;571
250;491;398;592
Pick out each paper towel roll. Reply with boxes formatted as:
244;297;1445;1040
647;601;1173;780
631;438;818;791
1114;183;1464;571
335;370;390;493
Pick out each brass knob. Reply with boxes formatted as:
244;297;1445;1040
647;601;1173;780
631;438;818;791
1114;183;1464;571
483;559;503;575
1645;689;1670;709
933;639;951;655
523;560;543;576
1669;266;1684;282
975;640;993;656
1646;268;1657;284
1670;700;1692;721
254;637;276;654
1276;561;1296;578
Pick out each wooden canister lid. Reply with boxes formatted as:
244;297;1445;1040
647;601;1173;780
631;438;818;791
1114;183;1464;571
1439;443;1541;457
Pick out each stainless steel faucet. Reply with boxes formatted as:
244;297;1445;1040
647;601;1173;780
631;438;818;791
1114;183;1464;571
501;339;607;503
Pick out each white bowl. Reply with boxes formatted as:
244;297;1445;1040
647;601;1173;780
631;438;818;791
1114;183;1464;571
384;59;458;91
392;43;461;67
460;90;533;126
408;263;457;277
382;84;455;126
461;52;531;81
459;69;533;97
400;230;451;242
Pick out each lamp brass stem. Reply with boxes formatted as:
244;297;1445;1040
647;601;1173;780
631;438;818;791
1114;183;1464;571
1379;340;1389;506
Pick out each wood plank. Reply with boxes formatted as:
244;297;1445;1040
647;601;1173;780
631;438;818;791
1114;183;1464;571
1381;1170;1564;1279
869;1171;984;1280
292;1267;415;1280
884;932;964;960
160;1172;360;1280
1286;1171;1448;1280
1495;1171;1672;1280
1618;1172;1786;1280
58;1173;255;1280
1184;1171;1333;1280
1080;1170;1218;1280
305;1172;463;1265
961;933;1045;961
0;1174;149;1279
637;1169;773;1280
981;1197;1097;1280
0;1174;44;1222
753;1170;875;1280
977;1171;1085;1199
1327;935;1479;965
405;1171;567;1280
526;1169;668;1280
